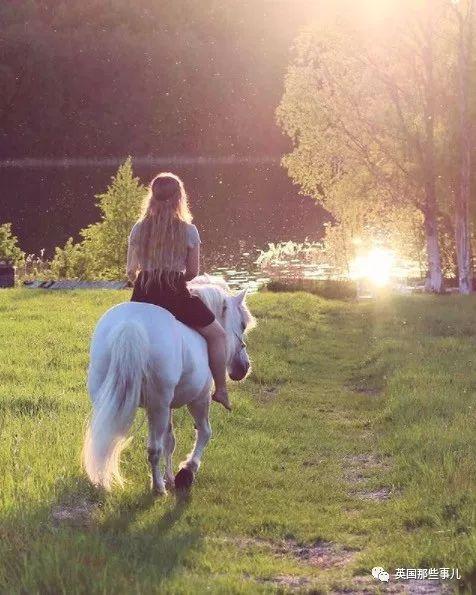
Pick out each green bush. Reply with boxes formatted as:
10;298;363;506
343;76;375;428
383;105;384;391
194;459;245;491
0;223;25;266
50;237;90;279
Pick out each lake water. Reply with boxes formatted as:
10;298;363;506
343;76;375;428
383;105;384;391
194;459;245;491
1;159;327;289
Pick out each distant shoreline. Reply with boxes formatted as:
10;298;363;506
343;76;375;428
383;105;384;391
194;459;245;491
0;156;280;168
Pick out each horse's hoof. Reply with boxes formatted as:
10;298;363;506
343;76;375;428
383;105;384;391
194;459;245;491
165;476;175;490
152;484;167;497
174;467;195;490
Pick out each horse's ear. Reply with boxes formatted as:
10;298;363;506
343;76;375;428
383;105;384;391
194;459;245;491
233;289;247;304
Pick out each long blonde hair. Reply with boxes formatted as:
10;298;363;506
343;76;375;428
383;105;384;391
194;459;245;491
135;172;193;289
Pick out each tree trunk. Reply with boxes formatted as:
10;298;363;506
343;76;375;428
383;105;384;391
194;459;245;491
454;0;474;294
423;201;444;293
421;10;444;293
455;187;472;294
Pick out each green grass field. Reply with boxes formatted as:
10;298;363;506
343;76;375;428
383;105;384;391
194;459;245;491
0;289;474;594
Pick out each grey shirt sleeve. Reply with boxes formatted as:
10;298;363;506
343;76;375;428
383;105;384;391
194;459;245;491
129;222;140;246
187;224;201;248
127;223;140;279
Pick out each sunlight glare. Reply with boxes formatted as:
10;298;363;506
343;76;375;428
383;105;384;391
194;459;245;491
350;248;395;287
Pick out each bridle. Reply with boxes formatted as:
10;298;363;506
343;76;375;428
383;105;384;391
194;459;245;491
233;330;247;351
222;297;247;353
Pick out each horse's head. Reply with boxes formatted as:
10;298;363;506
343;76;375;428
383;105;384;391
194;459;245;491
223;288;256;380
188;275;256;381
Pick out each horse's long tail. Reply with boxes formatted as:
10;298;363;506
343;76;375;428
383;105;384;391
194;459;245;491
83;320;149;490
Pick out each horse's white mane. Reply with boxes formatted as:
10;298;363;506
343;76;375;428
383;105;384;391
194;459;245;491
188;274;230;319
188;274;256;337
189;273;230;291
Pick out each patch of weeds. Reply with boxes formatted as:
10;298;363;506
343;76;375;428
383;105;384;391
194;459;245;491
0;396;60;417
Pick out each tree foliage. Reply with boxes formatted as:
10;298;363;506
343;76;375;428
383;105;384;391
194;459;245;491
0;223;25;266
50;237;90;280
278;0;475;291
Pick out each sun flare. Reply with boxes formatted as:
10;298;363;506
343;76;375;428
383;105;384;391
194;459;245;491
350;248;395;287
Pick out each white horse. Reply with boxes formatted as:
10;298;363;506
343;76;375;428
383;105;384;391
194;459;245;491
82;275;255;495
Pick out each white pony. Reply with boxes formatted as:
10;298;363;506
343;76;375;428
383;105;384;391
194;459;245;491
82;275;255;495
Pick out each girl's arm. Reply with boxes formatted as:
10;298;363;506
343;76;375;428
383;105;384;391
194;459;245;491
126;235;139;283
184;243;200;281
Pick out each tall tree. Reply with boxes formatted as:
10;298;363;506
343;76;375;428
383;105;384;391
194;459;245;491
277;2;454;292
418;4;445;292
451;0;474;293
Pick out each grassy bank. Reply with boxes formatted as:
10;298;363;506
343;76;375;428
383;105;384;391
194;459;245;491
0;289;474;593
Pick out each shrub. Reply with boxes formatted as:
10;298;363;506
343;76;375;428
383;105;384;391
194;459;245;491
0;223;25;266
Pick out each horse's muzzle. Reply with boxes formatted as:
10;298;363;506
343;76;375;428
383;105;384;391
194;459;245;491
229;362;249;381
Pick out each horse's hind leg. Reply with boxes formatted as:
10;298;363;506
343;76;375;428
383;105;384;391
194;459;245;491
176;397;211;489
164;415;176;490
146;398;172;496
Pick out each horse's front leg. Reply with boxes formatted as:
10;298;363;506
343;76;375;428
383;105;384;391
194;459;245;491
175;395;212;489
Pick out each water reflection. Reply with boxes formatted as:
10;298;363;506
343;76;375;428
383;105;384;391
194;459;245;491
200;243;263;291
203;243;333;292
